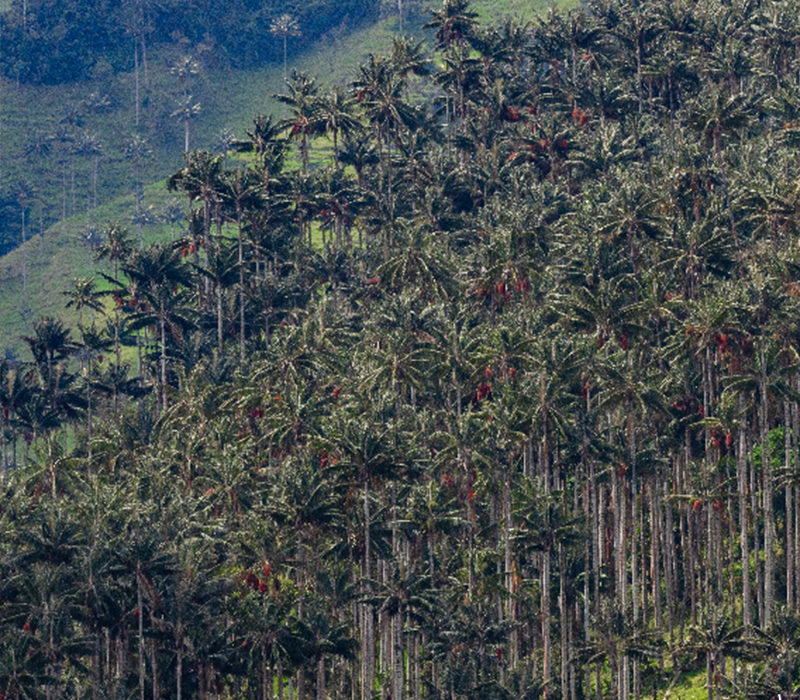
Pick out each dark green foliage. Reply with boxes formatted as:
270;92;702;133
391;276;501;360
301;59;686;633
6;0;800;696
0;0;379;85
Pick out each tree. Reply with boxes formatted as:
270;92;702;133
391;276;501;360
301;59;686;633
171;95;202;154
63;277;103;330
121;243;194;411
271;14;302;84
15;180;33;315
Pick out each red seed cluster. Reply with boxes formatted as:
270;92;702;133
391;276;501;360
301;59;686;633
244;564;272;596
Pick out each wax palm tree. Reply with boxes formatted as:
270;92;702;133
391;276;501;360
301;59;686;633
275;71;322;173
687;84;752;156
193;239;240;356
168;151;224;246
376;224;456;300
96;224;134;283
592;176;667;275
391;36;432;81
315;412;406;697
338;133;379;191
22;317;72;398
683;613;761;700
0;632;53;699
0;362;35;470
353;54;421;222
574;598;662;700
171;95;202;154
271;13;302;84
426;0;478;51
315;87;361;168
316;167;370;248
73;130;103;225
63;277;103;331
14;180;33;315
121;243;194;410
235;113;287;169
218;165;263;361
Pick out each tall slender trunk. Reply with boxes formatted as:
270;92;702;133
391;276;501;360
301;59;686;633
559;542;568;700
62;162;67;235
134;40;140;128
137;562;145;700
20;204;28;313
738;419;752;626
237;209;246;363
362;473;374;700
542;549;551;693
760;342;774;627
160;302;168;411
316;654;325;700
177;620;183;700
217;282;223;356
786;401;794;609
793;387;800;610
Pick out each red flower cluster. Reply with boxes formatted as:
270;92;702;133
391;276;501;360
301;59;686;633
245;564;272;595
572;107;590;126
711;429;734;451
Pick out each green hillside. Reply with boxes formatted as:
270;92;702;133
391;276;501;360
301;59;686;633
0;0;564;358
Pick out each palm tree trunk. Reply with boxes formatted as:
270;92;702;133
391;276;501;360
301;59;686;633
20;204;28;313
760;341;774;627
786;401;794;609
362;473;374;700
177;623;183;700
237;210;246;363
137;562;145;700
160;303;168;411
93;154;99;220
61;161;67;236
134;40;140;127
316;655;325;700
751;439;763;625
559;542;568;700
393;607;404;700
542;549;551;693
151;628;159;700
217;282;223;356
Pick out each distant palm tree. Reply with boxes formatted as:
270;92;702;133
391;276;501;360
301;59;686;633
15;180;33;315
271;13;302;84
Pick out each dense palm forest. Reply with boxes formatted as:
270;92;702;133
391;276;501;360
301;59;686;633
5;0;800;697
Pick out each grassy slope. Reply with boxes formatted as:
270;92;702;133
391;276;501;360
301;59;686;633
0;0;557;359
